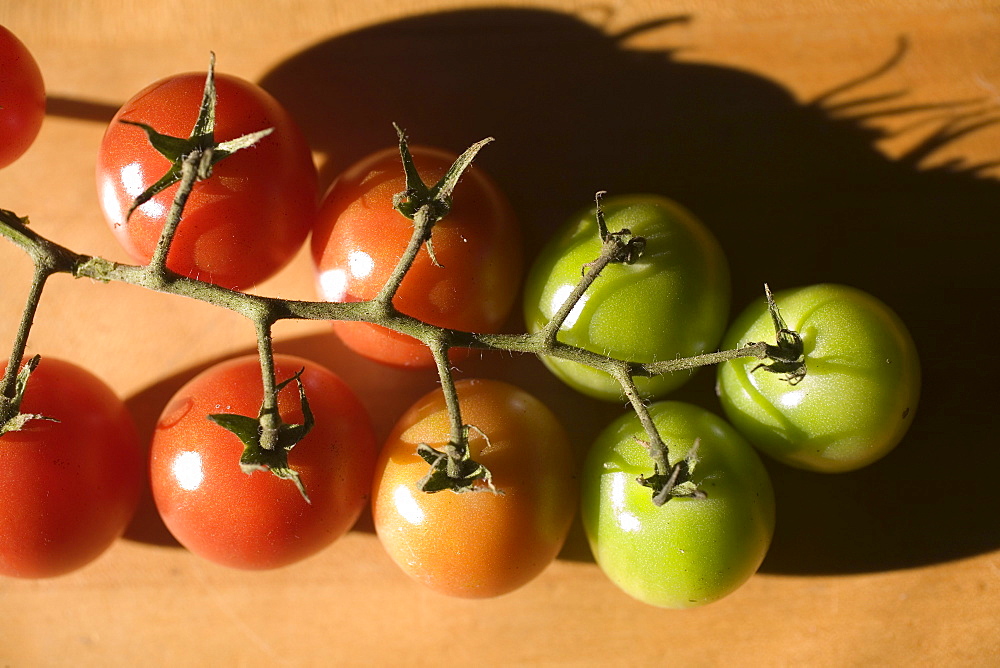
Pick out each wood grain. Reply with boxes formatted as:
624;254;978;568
1;1;998;665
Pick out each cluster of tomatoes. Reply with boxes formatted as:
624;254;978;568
0;26;920;608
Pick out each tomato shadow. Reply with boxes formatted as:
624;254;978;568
252;7;1000;576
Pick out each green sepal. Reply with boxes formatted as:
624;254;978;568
119;53;274;223
191;53;218;139
390;125;493;262
1;355;59;436
121;153;184;220
637;438;706;506
592;190;646;266
118;120;195;162
414;425;499;494
206;368;314;503
752;283;807;384
428;135;493;202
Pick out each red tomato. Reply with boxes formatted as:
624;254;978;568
311;146;522;368
96;72;317;290
372;379;577;598
0;357;142;578
149;354;376;570
0;25;45;169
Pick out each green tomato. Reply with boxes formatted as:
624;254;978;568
523;194;730;401
581;401;775;609
716;284;920;473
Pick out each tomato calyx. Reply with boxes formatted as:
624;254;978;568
208;368;315;502
0;355;58;435
119;54;274;225
386;124;494;270
415;424;500;494
751;284;806;384
593;190;647;266
636;438;707;506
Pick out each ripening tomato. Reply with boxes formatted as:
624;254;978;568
717;283;920;473
312;146;522;368
581;401;775;608
0;357;142;578
372;379;576;598
96;72;317;289
0;25;45;169
524;194;730;401
149;354;376;570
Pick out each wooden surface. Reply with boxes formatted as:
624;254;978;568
2;1;999;665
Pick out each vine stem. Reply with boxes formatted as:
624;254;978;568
429;338;466;463
147;149;212;279
255;315;280;451
642;342;770;376
0;120;799;498
608;363;670;474
1;264;51;400
538;235;620;346
374;204;435;310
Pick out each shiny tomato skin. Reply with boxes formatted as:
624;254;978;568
0;25;45;169
717;283;920;473
96;72;317;290
524;194;730;401
312;146;522;368
149;354;376;570
581;401;775;608
372;379;576;598
0;358;142;578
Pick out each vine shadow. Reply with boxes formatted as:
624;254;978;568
255;7;1000;576
123;7;1000;575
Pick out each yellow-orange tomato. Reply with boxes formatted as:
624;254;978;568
372;379;576;598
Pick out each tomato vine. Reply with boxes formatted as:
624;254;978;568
0;56;801;505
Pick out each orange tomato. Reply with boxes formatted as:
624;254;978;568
372;379;576;597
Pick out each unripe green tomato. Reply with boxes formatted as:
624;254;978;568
716;284;920;473
581;401;775;609
523;194;730;401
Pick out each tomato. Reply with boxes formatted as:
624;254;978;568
372;379;576;597
0;25;45;169
149;354;376;570
581;401;774;608
312;145;522;368
523;194;730;401
0;357;142;578
716;283;920;473
96;72;317;290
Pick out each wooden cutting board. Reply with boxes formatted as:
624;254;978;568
1;1;998;664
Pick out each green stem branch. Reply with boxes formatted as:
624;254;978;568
255;315;280;451
148;149;210;279
1;264;51;399
374;204;435;310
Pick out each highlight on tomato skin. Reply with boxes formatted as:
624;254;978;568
311;145;523;368
716;283;921;473
0;357;143;579
0;25;46;170
96;71;318;290
371;378;577;598
148;354;377;570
